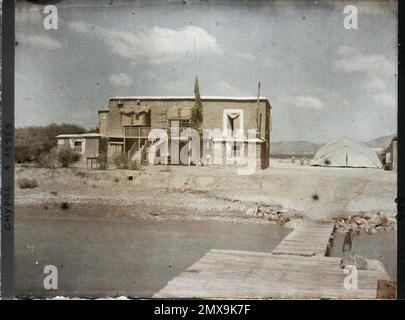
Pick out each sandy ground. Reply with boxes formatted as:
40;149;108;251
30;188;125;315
12;160;396;297
15;158;397;221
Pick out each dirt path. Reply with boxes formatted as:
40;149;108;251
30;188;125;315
15;163;397;221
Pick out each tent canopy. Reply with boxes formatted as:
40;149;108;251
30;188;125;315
310;137;383;169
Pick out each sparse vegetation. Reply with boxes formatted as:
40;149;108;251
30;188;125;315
113;153;143;170
57;148;81;168
18;178;38;189
98;152;108;170
129;160;142;171
16;123;87;163
75;171;87;178
37;148;58;168
160;166;172;173
113;153;129;169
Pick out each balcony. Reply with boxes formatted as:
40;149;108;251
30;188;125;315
124;126;151;138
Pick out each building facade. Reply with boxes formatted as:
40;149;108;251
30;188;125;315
59;96;272;169
385;136;397;171
56;133;107;158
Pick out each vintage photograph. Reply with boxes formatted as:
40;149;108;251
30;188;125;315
12;0;397;299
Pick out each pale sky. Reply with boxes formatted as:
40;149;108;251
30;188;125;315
15;0;397;144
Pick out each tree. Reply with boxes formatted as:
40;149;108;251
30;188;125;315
15;123;87;162
190;77;203;133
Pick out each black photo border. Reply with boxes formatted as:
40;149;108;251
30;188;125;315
1;0;15;300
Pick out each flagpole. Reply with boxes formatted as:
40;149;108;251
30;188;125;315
193;37;197;79
256;81;261;138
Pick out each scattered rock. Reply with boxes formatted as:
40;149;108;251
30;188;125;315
278;217;290;225
333;212;396;234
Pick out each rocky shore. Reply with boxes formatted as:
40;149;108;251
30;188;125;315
333;212;397;234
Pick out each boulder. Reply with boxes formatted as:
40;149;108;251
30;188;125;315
340;255;368;270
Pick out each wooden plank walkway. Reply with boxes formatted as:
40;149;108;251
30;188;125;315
154;250;390;299
154;220;391;299
272;220;334;257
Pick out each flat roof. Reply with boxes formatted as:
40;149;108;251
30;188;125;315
56;133;106;138
109;96;269;102
212;137;265;143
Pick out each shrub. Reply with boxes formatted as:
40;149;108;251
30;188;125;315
18;178;38;189
16;123;87;163
57;148;81;168
37;148;58;168
113;153;129;169
75;171;87;178
129;160;142;171
98;152;108;170
160;165;172;173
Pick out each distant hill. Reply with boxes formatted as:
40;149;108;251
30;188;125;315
365;134;395;149
271;141;321;157
271;135;395;158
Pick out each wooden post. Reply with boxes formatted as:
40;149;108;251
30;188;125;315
377;280;397;299
188;140;191;166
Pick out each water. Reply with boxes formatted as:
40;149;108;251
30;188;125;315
15;207;291;297
328;231;396;281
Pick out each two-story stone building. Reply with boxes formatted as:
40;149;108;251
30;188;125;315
58;96;272;169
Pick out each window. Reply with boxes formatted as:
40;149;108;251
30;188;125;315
73;141;82;153
232;144;241;157
170;119;191;129
121;113;133;126
133;112;150;126
223;109;244;138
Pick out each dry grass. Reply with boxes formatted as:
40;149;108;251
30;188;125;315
18;178;38;189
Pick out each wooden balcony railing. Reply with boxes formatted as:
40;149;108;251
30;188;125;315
124;126;152;138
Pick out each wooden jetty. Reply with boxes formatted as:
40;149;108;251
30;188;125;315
272;220;334;257
154;220;392;299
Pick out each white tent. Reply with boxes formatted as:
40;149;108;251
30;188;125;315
310;137;383;169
